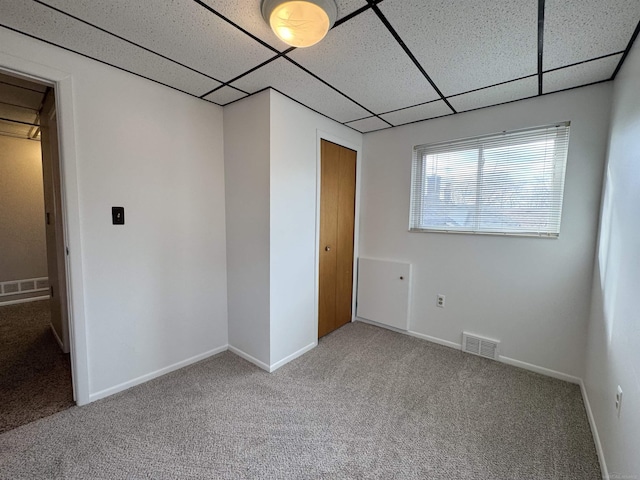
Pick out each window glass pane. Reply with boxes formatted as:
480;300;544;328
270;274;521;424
409;123;570;237
479;139;557;233
422;149;478;230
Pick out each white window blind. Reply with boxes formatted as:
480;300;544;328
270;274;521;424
409;123;570;237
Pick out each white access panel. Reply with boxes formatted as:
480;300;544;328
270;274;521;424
356;258;412;330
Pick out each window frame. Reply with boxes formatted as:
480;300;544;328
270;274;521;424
408;123;571;238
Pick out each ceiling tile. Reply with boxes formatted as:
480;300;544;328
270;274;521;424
199;0;369;50
0;83;46;110
40;0;276;82
335;0;369;18
0;72;48;92
288;9;439;113
0;103;39;124
345;116;390;133
0;119;34;139
231;58;370;123
543;55;621;94
0;1;221;96
204;86;248;105
380;100;453;126
380;0;538;96
544;0;640;70
448;76;539;112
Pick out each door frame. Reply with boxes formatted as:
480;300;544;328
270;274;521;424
0;55;90;405
314;131;363;339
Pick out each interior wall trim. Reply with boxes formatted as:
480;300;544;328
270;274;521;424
0;295;49;307
270;342;317;372
227;345;270;372
580;380;609;480
88;344;228;402
355;317;581;383
357;317;607;478
50;322;64;350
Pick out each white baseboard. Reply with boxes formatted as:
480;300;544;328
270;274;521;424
0;295;49;306
357;317;607;475
355;317;411;338
270;341;316;372
356;317;462;350
356;318;580;383
407;329;462;350
498;355;581;384
88;345;228;402
580;380;609;480
228;345;270;372
50;323;65;352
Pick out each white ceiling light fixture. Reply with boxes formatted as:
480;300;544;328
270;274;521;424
261;0;338;48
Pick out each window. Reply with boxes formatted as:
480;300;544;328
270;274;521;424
409;123;570;237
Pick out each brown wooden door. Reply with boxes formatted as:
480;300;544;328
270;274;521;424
318;139;357;338
40;89;69;353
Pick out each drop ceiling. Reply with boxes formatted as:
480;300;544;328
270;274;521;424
0;72;47;139
1;0;638;133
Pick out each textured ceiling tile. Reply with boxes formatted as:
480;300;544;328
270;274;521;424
0;103;39;125
0;83;46;110
544;0;640;70
204;86;248;105
0;120;34;138
448;76;539;112
0;73;48;92
200;0;368;50
334;0;369;19
380;0;538;96
40;0;276;81
380;100;453;126
232;58;370;123
543;55;621;94
289;10;439;113
0;2;221;96
345;116;390;133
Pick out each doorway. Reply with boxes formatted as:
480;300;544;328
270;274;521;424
318;139;357;338
0;72;73;432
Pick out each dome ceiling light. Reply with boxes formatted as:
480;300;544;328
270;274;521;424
261;0;338;48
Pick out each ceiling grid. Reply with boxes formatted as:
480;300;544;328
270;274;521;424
0;0;637;133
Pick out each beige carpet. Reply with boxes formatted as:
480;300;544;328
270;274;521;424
0;300;74;433
0;321;599;479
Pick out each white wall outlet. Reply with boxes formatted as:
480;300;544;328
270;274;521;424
437;294;445;308
615;385;623;417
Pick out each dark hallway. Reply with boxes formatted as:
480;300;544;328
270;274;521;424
0;300;73;433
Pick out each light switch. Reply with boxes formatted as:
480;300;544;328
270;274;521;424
112;206;125;225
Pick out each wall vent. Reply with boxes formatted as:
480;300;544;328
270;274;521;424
20;280;36;291
462;332;499;360
0;277;49;297
3;282;19;294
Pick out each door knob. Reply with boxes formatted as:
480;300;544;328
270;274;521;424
325;246;331;252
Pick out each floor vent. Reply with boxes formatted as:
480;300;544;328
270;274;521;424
462;332;499;360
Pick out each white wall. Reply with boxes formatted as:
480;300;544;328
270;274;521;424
269;90;362;366
224;89;362;369
585;39;640;478
0;135;47;285
0;28;228;398
359;84;612;378
224;90;271;366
